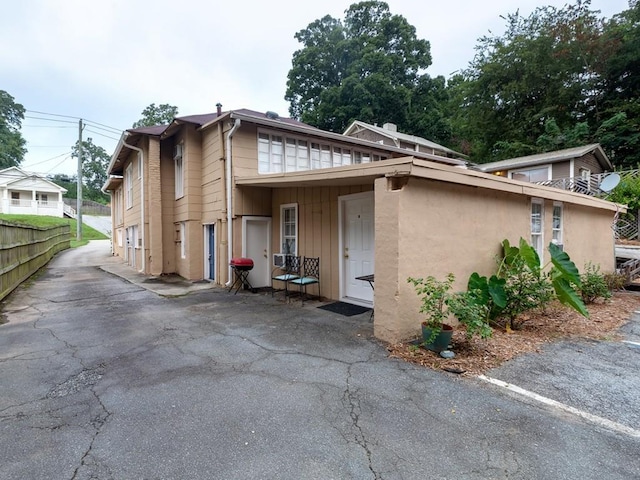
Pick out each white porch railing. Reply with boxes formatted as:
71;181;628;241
1;199;65;217
63;203;76;218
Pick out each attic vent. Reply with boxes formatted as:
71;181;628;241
265;111;279;120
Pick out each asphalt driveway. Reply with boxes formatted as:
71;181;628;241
1;241;638;479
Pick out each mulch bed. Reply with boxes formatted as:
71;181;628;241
387;292;640;376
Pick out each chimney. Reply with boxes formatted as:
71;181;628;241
383;122;397;132
216;103;222;117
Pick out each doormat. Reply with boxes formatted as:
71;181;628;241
318;302;371;317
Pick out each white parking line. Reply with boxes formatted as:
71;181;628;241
477;375;640;438
622;340;640;347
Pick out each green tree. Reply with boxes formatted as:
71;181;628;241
71;137;110;203
49;173;78;200
449;1;613;162
132;103;178;128
286;1;441;137
598;2;640;167
0;90;27;168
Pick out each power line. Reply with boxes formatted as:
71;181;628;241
22;151;72;167
26;109;79;120
24;115;77;124
84;119;122;134
22;124;77;129
26;109;123;133
85;128;120;142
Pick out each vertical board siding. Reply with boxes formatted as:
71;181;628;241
0;221;70;301
270;184;372;300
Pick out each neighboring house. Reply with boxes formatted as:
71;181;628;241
0;167;67;217
343;120;464;159
103;108;619;343
476;144;613;193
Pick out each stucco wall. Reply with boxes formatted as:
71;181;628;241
373;176;616;343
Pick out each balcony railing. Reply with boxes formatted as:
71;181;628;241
534;169;640;241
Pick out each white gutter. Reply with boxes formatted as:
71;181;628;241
224;118;242;286
122;136;146;274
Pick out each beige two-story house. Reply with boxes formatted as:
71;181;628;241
104;108;620;343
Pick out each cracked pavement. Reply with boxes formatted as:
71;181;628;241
1;241;638;479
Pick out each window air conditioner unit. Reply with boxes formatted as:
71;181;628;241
273;253;286;268
174;144;183;160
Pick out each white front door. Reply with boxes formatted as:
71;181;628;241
242;217;271;288
341;192;374;305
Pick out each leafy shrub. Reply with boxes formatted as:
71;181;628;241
604;271;627;291
580;263;612;304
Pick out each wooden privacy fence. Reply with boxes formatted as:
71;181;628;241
0;221;70;301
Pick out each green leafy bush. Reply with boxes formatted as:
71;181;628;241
580;263;612;304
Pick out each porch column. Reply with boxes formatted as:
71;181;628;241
32;189;37;214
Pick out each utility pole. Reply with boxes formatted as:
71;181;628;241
77;119;83;241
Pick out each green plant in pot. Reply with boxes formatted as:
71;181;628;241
407;274;455;352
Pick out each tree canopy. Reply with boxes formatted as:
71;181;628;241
448;0;640;167
132;103;178;128
0;90;27;169
285;1;450;142
71;137;110;203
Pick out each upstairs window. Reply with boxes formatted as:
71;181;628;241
511;166;551;183
175;143;184;199
125;163;133;209
258;130;387;174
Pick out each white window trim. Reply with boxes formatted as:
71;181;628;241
258;128;388;174
137;152;142;179
280;203;298;255
175;143;184;199
531;198;544;262
508;164;552;182
125;163;133;209
552;202;563;246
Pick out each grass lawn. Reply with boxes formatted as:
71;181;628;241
0;214;108;247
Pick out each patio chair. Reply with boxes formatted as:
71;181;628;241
290;257;320;304
271;255;301;299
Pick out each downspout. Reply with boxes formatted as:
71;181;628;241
122;136;146;274
224;118;241;286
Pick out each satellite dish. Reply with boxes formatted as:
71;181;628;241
599;173;621;193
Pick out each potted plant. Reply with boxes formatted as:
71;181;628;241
407;274;455;352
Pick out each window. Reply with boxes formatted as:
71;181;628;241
11;192;20;205
36;193;48;205
511;166;551;183
117;228;123;247
258;129;388;174
531;199;544;261
125;163;133;209
280;203;298;255
258;133;283;173
180;222;186;259
552;202;563;246
175;144;184;198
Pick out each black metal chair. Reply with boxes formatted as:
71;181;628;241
271;255;301;299
290;257;320;304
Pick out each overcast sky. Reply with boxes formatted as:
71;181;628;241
1;0;630;176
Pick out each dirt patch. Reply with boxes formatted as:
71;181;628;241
387;291;640;376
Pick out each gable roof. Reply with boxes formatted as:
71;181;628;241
343;120;465;158
107;108;467;180
0;166;67;192
476;144;613;173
